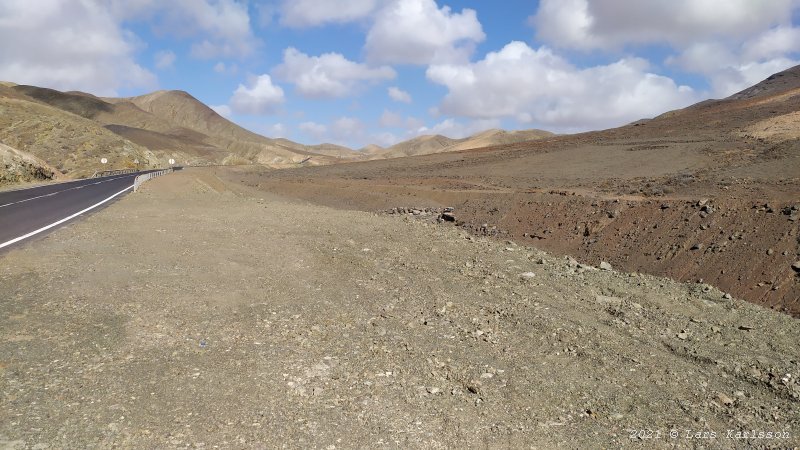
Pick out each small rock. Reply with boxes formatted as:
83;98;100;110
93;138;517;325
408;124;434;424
766;249;774;255
792;261;800;273
717;393;735;406
690;243;703;250
566;257;579;267
722;293;732;300
677;332;688;340
599;261;613;271
440;212;456;222
711;326;721;333
520;272;536;279
427;387;442;395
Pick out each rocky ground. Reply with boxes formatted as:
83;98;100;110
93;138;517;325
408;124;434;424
1;168;798;448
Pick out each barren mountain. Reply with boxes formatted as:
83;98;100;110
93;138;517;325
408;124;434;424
0;85;359;177
232;64;800;317
0;85;159;178
381;128;553;159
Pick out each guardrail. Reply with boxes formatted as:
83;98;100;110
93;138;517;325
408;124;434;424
133;168;173;192
92;168;136;178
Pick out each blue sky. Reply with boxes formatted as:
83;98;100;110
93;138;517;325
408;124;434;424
1;0;799;148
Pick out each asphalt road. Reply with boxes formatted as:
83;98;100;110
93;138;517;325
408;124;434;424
0;171;154;251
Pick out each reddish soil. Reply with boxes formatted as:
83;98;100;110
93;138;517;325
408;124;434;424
222;67;800;317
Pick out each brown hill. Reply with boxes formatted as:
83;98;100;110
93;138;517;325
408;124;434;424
0;85;160;177
0;84;352;176
380;128;553;158
231;64;800;316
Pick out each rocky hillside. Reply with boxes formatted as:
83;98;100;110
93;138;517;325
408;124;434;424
0;142;61;186
0;85;158;178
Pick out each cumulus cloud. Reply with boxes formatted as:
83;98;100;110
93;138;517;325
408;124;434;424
531;0;800;97
388;86;412;103
154;50;176;69
365;0;485;65
531;0;798;50
666;25;800;96
0;0;156;95
273;48;395;99
110;0;259;59
279;0;379;27
427;41;698;132
229;74;285;115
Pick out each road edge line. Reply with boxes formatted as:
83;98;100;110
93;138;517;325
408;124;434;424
0;185;133;250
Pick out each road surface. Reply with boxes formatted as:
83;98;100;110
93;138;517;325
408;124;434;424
0;171;154;251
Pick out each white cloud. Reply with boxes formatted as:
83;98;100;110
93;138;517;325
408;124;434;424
531;0;799;51
273;47;395;99
530;0;800;97
210;104;232;118
229;74;285;115
154;50;176;69
279;0;379;27
388;86;412;103
668;25;800;96
427;41;698;132
365;0;485;65
110;0;259;59
0;0;156;95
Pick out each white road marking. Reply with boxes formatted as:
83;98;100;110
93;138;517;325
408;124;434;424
0;174;136;209
0;185;133;250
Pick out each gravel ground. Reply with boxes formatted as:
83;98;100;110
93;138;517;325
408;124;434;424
1;168;798;449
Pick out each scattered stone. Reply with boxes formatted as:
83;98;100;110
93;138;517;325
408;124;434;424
792;261;800;273
440;212;456;222
717;393;735;406
711;326;721;333
690;243;703;250
722;293;732;300
566;257;579;268
427;387;442;395
738;325;754;331
599;261;613;271
520;272;536;280
766;249;774;255
677;332;688;340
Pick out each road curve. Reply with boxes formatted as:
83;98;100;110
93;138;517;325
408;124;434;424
0;171;155;251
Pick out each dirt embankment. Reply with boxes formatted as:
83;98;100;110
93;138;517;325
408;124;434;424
225;167;800;318
0;169;798;448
